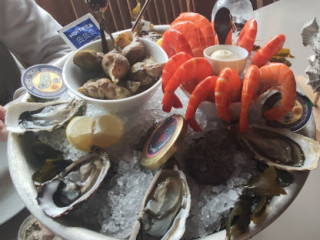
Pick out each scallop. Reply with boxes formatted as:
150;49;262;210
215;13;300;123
238;124;320;171
130;165;191;240
37;148;110;217
5;99;84;134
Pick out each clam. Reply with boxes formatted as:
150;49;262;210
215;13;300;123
238;124;320;171
5;99;84;134
37;148;110;217
130;165;191;240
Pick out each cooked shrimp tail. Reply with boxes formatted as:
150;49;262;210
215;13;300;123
185;76;217;131
162;92;183;112
215;68;242;122
252;34;286;67
239;65;260;133
236;19;257;54
162;58;213;112
258;63;296;120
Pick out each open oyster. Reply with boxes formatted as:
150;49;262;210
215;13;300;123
5;99;84;134
238;125;320;171
130;165;191;240
37;148;110;218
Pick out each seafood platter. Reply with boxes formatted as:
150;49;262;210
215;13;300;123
6;11;320;240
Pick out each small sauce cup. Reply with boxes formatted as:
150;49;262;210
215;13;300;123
203;45;248;75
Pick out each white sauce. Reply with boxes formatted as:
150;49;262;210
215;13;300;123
210;49;239;60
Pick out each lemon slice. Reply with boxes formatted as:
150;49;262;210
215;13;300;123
91;115;125;149
66;115;124;151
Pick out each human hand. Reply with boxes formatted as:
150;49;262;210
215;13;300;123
0;106;8;141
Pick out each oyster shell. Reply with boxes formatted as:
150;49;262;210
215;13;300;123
238;125;320;171
37;148;110;217
301;17;320;54
130;165;191;240
5;99;84;134
305;54;320;92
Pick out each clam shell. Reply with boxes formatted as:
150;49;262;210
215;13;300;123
5;99;84;134
238;125;320;171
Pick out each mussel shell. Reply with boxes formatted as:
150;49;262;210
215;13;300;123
37;148;110;217
238;125;320;171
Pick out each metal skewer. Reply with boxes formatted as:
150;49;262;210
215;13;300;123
131;0;152;32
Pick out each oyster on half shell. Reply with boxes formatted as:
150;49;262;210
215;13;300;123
37;148;110;218
238;125;320;171
130;165;191;240
5;99;84;134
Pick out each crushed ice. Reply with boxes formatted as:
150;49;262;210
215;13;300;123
36;87;258;239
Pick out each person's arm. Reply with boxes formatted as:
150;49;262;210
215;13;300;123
0;0;71;65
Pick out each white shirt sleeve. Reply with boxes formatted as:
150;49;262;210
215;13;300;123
0;0;72;65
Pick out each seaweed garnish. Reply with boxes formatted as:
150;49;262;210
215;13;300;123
225;166;288;239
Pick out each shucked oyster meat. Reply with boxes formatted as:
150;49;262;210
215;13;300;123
130;165;191;240
5;99;84;134
37;148;110;218
238;125;320;171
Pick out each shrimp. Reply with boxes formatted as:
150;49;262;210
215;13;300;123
170;21;206;57
236;19;257;54
161;28;193;58
162;52;193;92
162;58;213;112
185;76;217;132
239;65;260;133
258;63;296;120
171;12;215;47
252;34;286;67
214;68;242;122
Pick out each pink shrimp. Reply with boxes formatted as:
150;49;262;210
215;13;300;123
258;63;296;120
236;19;257;54
170;21;206;57
162;52;193;92
161;28;193;58
171;12;215;47
162;57;213;112
251;34;286;67
239;65;260;133
185;76;218;132
214;68;242;122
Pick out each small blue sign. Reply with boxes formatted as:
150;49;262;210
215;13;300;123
60;15;101;49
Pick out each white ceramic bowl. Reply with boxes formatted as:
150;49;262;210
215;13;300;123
203;45;248;75
63;38;168;114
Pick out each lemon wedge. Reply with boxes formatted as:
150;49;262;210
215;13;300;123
66;115;124;151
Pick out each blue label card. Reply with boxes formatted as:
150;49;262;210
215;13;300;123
58;13;101;49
